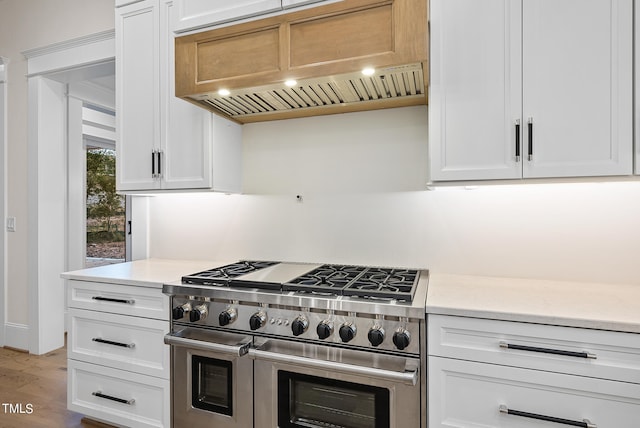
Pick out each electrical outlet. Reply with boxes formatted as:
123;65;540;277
6;217;15;232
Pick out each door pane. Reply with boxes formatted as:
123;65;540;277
192;355;233;415
86;147;126;267
278;372;390;428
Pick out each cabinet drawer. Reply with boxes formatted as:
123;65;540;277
68;359;169;428
428;314;640;383
68;280;168;319
429;356;640;428
68;308;169;379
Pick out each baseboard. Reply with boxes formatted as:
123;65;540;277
5;322;29;351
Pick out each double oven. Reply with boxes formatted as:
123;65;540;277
163;261;428;428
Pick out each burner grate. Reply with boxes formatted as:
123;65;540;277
284;265;420;302
342;268;419;302
283;265;367;295
182;261;279;286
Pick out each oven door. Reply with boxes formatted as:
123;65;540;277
164;328;253;428
250;338;421;428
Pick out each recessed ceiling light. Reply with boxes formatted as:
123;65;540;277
218;89;231;96
284;79;297;87
362;67;375;76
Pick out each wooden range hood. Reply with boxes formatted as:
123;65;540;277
175;0;428;124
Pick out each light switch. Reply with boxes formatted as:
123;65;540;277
6;217;15;232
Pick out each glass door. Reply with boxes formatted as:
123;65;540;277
191;355;233;415
278;371;390;428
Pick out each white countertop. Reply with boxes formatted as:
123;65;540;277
426;273;640;334
61;258;230;288
62;260;640;333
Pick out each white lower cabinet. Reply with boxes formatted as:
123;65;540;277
428;314;640;428
429;356;640;427
67;280;170;427
68;359;169;428
68;308;170;379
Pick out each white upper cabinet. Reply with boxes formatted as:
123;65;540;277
173;0;281;33
521;0;632;178
429;0;522;181
116;0;160;191
429;0;633;182
172;0;338;33
116;0;242;193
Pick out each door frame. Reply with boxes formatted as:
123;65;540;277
0;57;7;347
24;31;117;355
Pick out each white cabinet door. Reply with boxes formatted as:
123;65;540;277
429;356;640;428
429;0;633;182
429;0;522;181
116;0;161;191
522;0;632;178
173;0;282;33
160;0;212;189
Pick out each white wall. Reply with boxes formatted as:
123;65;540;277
148;106;640;286
0;0;114;329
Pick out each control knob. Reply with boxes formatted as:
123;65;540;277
172;302;191;320
218;308;237;326
316;320;333;340
291;316;309;336
249;311;267;330
392;328;411;350
339;323;357;343
189;304;208;322
367;325;385;347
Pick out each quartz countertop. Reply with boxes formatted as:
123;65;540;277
426;273;640;334
62;260;640;333
61;258;229;288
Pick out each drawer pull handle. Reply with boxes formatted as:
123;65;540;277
500;405;596;428
92;296;135;305
92;338;135;349
92;391;135;406
499;342;596;359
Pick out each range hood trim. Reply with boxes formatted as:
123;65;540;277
187;62;427;123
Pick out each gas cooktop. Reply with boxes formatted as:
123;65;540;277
181;261;422;303
181;260;279;286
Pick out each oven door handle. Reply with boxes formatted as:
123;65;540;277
249;347;419;386
164;333;251;357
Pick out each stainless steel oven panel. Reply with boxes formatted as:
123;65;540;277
173;298;421;354
168;328;253;428
252;338;421;428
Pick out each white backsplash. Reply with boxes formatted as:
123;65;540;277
147;106;640;286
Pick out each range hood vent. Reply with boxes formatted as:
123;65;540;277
187;63;426;123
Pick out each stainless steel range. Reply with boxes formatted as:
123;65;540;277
163;261;429;428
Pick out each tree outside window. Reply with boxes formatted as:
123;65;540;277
86;148;125;265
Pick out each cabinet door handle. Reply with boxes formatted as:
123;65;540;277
92;391;135;406
500;405;596;428
499;342;596;359
527;117;533;161
156;150;162;177
92;337;135;349
515;119;521;162
91;296;135;305
151;150;156;177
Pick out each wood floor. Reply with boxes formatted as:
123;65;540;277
0;344;113;428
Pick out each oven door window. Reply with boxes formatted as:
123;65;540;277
278;371;390;428
191;355;233;415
